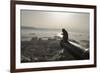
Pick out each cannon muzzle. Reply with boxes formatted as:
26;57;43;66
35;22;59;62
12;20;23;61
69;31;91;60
61;41;89;60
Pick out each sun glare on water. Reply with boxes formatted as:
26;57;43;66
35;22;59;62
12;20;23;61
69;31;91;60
57;33;63;38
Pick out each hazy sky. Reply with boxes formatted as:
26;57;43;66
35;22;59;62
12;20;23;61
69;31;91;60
21;10;89;32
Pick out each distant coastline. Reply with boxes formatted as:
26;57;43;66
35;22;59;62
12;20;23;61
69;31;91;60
21;26;89;33
21;26;61;31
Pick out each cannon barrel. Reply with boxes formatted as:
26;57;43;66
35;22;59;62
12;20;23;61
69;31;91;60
61;41;89;60
60;28;89;60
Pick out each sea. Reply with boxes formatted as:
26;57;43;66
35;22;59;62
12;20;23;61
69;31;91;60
21;27;89;48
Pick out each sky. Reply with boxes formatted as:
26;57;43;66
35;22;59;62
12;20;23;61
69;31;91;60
21;10;89;32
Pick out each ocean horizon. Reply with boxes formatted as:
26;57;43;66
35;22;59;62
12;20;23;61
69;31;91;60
21;27;89;48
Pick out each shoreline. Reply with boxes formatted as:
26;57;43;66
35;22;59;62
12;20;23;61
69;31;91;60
21;36;89;63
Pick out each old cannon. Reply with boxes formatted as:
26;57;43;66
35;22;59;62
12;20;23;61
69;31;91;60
60;29;89;60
